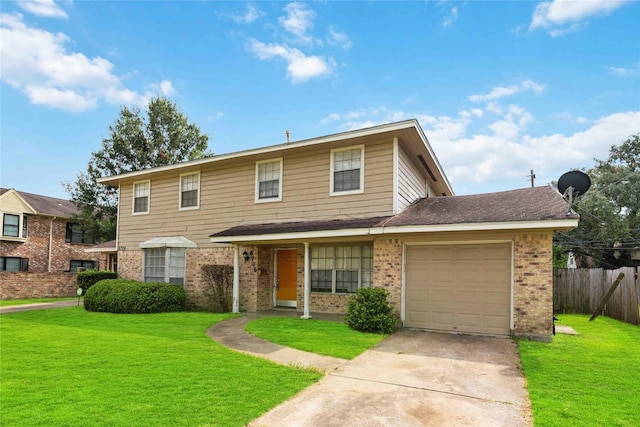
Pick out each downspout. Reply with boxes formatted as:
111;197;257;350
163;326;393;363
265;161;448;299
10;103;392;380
48;217;57;272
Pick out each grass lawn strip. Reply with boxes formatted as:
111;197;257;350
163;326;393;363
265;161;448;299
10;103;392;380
0;309;321;426
0;297;78;307
245;316;387;359
518;315;639;427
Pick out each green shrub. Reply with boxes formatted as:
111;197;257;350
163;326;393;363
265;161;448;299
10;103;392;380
84;279;185;314
76;270;118;294
344;287;397;334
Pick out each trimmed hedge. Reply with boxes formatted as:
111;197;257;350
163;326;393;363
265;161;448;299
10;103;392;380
84;279;186;314
344;287;397;334
76;270;118;294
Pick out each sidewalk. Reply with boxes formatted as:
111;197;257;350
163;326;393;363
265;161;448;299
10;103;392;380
207;311;347;372
0;299;82;314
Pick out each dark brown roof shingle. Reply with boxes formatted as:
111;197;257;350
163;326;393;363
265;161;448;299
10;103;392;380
1;188;79;218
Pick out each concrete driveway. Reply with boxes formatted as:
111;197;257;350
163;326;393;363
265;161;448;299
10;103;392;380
250;330;532;427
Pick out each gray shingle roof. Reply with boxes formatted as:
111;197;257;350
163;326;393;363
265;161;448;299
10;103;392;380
0;188;79;218
211;186;576;239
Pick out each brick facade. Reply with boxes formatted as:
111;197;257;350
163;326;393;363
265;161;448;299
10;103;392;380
513;232;554;340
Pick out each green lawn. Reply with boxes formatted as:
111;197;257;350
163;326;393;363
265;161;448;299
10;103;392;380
0;297;78;307
245;316;387;359
519;315;639;426
0;308;321;426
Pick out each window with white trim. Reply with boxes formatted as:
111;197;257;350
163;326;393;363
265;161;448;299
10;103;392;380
1;213;28;239
133;180;150;214
310;245;373;294
330;145;364;195
256;159;282;202
180;172;200;209
143;247;186;286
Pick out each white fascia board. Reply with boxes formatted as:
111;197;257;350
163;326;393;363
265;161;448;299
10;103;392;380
98;120;421;185
84;247;117;253
209;227;374;244
370;219;580;234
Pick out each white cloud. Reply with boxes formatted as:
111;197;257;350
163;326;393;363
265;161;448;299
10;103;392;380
0;13;173;112
609;65;639;77
17;0;67;19
233;3;264;24
327;25;351;49
530;0;629;35
442;6;458;27
247;39;334;83
279;2;316;44
469;80;546;102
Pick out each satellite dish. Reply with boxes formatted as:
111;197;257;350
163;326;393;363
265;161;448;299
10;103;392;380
558;170;591;197
557;170;591;215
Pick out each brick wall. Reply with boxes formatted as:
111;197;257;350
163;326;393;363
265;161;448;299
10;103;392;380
513;232;554;340
373;238;403;316
0;216;101;273
0;271;77;299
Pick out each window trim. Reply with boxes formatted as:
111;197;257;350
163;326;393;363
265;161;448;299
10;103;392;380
132;180;151;215
1;213;27;241
330;145;365;196
310;244;373;295
255;158;283;203
142;247;187;287
179;171;201;211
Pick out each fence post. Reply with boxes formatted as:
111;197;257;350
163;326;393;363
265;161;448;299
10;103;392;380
589;273;625;321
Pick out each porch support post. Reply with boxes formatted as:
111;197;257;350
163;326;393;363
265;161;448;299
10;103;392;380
301;242;312;319
232;244;240;314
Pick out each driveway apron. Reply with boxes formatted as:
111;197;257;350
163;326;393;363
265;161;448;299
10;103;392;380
250;329;532;427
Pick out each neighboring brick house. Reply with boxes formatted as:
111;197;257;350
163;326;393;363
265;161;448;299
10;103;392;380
98;120;578;340
0;188;102;273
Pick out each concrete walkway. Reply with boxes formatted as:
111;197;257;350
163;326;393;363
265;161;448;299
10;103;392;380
0;299;82;314
207;311;348;372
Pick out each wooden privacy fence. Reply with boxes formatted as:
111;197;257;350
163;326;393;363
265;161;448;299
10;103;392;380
554;267;640;325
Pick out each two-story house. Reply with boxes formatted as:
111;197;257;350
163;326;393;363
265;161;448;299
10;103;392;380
98;120;578;341
0;188;102;273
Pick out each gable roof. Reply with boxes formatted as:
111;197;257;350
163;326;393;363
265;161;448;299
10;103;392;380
97;119;454;197
0;188;79;218
210;186;578;243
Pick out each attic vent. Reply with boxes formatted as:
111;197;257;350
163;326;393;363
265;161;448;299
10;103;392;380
418;155;437;182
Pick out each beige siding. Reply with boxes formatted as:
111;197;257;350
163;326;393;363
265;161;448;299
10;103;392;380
117;139;395;248
397;145;427;212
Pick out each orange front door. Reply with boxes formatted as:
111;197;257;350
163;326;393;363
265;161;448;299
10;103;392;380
277;249;297;306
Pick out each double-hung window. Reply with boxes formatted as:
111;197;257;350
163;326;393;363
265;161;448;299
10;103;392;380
256;159;282;202
65;223;94;244
133;180;150;214
330;145;364;195
70;260;97;272
143;247;186;286
2;214;20;237
311;245;373;294
180;172;200;210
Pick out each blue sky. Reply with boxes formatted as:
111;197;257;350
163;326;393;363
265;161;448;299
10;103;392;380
1;0;638;199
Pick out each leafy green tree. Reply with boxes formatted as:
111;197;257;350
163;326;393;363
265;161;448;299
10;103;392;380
64;97;211;242
558;134;639;267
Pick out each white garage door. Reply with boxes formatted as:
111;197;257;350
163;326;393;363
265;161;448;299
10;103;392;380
405;243;511;336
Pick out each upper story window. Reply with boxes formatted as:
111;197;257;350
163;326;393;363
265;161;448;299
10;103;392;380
330;145;364;195
66;223;94;244
1;213;27;239
133;180;150;214
180;172;200;210
256;159;283;203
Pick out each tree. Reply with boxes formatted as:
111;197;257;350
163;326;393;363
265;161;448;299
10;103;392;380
64;97;211;242
557;134;639;267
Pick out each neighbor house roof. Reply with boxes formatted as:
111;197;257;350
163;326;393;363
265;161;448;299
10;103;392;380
210;186;578;243
0;188;79;218
85;239;118;253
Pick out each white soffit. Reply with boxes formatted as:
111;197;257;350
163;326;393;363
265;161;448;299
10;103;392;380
139;236;197;248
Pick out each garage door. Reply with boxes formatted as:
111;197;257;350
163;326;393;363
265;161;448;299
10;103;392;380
405;243;511;336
